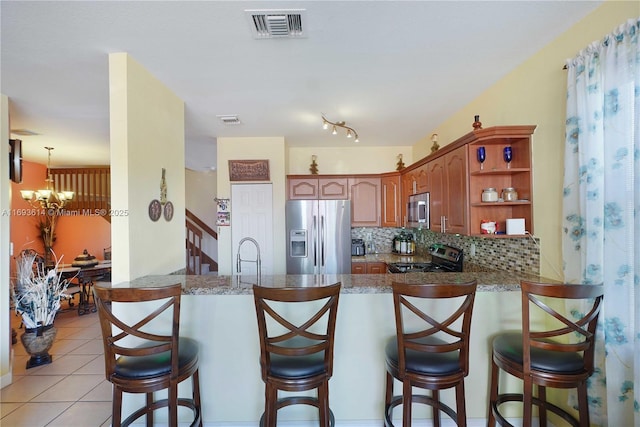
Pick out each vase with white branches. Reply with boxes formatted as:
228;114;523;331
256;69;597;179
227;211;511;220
12;249;70;368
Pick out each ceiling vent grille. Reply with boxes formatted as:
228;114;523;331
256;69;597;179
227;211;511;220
216;115;241;125
245;9;306;39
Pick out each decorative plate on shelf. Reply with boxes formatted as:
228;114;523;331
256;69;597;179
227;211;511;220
148;199;162;222
163;201;174;221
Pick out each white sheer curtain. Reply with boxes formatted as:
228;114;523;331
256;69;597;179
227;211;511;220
563;18;639;426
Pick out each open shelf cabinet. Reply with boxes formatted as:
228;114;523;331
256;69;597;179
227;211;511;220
465;126;535;236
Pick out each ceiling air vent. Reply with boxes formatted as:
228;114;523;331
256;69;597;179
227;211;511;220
245;9;306;39
216;115;241;125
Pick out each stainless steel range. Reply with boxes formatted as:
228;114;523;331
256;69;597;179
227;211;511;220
387;243;464;273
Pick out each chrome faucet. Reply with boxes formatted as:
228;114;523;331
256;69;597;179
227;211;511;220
236;237;262;285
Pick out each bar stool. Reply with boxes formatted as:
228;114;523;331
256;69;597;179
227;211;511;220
252;283;341;426
384;280;477;426
93;283;202;427
488;281;604;427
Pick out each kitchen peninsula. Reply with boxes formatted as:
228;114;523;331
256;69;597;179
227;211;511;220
110;270;554;424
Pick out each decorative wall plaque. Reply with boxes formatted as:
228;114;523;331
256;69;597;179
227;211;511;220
149;199;161;222
228;160;270;182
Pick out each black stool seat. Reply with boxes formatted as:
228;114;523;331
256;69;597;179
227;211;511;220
493;332;585;374
386;335;462;376
268;337;326;378
115;337;199;379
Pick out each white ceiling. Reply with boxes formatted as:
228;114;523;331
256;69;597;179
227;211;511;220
1;1;602;170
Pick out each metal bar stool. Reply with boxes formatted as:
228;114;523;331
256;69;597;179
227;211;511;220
488;281;604;427
384;280;477;426
93;283;202;427
252;283;341;426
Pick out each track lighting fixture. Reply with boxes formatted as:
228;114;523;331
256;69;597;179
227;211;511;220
322;114;359;142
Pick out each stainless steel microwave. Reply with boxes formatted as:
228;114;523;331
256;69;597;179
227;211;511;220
407;192;429;229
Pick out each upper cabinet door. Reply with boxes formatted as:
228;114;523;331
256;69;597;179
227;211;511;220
381;174;401;227
427;159;445;232
288;177;348;200
288;178;318;199
318;178;348;199
415;165;429;194
426;145;468;234
444;146;469;235
349;177;381;227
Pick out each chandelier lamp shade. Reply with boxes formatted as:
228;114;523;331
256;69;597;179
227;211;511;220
321;114;359;142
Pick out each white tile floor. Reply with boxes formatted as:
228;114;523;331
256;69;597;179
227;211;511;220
1;301;112;427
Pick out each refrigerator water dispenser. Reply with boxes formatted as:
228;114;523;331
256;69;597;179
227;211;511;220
290;230;307;257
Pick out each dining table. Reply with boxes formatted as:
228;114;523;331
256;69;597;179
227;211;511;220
59;261;112;315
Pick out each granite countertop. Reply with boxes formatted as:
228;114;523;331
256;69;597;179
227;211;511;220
110;269;557;296
351;253;430;264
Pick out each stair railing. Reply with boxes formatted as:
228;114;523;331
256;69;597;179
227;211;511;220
185;209;218;275
186;220;203;275
50;167;111;220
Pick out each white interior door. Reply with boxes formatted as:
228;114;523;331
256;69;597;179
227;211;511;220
231;184;273;277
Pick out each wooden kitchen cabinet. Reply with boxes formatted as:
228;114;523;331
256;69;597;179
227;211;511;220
351;261;387;274
288;176;348;200
427;145;469;235
286;126;535;236
366;262;387;274
466;126;536;235
351;263;366;274
381;172;401;227
415;164;429;194
401;171;416;225
349;177;381;227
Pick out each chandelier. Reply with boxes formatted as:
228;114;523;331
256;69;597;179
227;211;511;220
322;114;359;142
20;147;74;209
20;147;74;265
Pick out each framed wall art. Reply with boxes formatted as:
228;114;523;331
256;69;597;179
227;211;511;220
228;160;270;182
215;197;230;226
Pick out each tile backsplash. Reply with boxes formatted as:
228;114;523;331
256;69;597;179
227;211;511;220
351;227;540;275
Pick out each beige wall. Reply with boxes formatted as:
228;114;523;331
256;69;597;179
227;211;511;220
1;94;12;386
185;168;217;225
217;137;286;275
185;168;218;262
412;2;639;280
288;146;413;175
109;53;186;283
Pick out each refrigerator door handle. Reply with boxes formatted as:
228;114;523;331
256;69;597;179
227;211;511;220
320;215;325;267
313;215;318;267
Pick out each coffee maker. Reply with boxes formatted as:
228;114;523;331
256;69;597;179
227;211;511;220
351;239;365;256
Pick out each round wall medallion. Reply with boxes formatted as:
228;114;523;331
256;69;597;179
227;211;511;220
164;201;174;221
148;199;161;222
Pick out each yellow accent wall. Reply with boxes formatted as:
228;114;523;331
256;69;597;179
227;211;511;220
288;146;413;175
413;2;639;280
109;53;186;283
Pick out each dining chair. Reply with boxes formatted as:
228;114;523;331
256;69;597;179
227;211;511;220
487;280;604;427
384;280;477;426
93;282;202;427
252;282;341;426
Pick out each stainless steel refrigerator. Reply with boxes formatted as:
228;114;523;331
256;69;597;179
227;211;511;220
286;200;351;274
